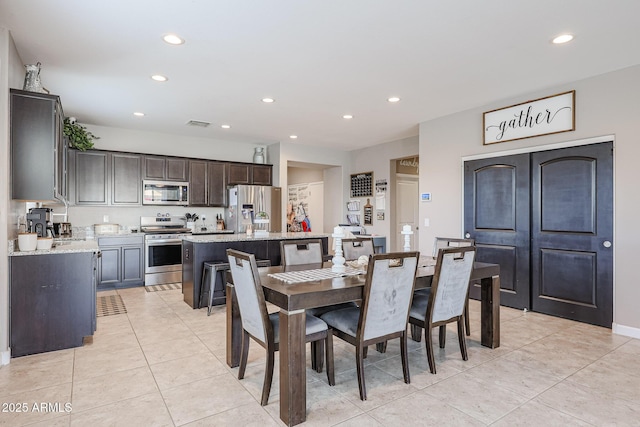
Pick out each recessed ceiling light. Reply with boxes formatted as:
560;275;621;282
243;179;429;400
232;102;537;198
133;112;145;117
552;34;574;44
262;98;275;103
221;124;231;129
388;97;401;103
343;114;353;119
289;135;298;139
162;34;185;45
151;75;168;82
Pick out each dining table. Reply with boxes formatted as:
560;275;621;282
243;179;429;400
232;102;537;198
225;258;500;426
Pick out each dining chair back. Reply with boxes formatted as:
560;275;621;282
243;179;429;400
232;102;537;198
280;239;324;265
432;237;475;257
227;249;334;405
342;237;375;261
320;251;419;400
409;246;476;374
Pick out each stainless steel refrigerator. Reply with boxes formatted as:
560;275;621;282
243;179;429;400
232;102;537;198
225;185;282;233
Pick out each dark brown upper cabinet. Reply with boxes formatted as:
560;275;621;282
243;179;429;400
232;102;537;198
10;89;67;202
189;160;228;206
143;155;189;181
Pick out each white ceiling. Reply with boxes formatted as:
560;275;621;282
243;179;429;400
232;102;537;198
2;0;640;151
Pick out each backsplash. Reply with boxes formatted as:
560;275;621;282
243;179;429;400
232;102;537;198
49;205;226;231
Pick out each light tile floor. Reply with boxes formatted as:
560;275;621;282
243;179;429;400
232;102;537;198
1;287;639;426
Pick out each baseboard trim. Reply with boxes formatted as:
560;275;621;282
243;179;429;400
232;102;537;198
612;323;640;339
1;349;10;366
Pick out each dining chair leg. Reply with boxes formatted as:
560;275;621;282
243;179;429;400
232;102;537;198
376;341;387;353
261;347;275;406
410;324;422;342
464;293;471;336
311;340;324;373
363;345;368;359
425;326;436;374
438;325;447;348
400;332;410;384
325;332;335;386
457;318;468;361
238;330;250;380
355;344;367;401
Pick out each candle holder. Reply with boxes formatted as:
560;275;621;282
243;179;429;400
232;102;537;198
401;224;413;252
331;226;346;273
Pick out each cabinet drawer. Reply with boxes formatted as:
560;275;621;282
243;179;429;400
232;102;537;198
97;235;143;246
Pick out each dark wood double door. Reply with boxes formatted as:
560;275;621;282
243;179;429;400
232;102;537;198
464;142;613;327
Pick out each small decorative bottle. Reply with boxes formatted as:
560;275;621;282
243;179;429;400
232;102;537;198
253;147;265;164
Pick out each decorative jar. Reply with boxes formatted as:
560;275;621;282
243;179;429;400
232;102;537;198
253;147;265;164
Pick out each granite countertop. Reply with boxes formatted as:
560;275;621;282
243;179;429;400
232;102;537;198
183;232;330;243
9;239;100;256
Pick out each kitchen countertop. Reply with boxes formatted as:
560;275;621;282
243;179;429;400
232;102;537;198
183;231;330;243
9;239;100;256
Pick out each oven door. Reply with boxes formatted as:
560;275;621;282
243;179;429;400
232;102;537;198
145;237;182;274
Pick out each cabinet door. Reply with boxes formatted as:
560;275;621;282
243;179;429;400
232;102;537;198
98;247;120;285
121;245;144;283
10;90;59;201
189;160;208;206
112;153;142;205
54;106;67;201
228;163;251;185
252;164;272;185
167;158;189;181
144;156;166;180
75;151;109;205
208;162;228;206
10;253;95;356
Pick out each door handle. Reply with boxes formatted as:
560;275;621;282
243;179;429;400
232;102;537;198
603;240;612;248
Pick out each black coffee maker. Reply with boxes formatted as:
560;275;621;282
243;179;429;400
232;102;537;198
27;207;55;237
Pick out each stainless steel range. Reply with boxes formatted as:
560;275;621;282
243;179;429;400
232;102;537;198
140;214;191;286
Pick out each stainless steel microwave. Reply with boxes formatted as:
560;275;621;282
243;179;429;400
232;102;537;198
142;180;189;205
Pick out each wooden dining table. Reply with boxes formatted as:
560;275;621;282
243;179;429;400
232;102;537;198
225;259;500;426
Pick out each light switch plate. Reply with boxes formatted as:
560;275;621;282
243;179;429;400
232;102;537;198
424;218;430;227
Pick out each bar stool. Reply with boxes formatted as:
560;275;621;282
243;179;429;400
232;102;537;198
200;259;271;316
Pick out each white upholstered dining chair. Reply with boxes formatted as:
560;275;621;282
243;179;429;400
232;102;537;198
409;246;476;374
320;251;419;400
227;249;334;405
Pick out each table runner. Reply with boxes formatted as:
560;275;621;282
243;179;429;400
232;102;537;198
268;267;363;284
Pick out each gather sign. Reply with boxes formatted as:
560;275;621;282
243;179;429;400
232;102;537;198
483;91;575;145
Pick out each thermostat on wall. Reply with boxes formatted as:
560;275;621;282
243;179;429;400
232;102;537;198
421;193;432;202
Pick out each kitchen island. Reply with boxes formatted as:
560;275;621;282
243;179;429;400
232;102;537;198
181;232;330;308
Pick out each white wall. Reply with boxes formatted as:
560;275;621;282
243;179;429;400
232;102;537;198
350;135;419;239
288;167;323;185
1;28;27;365
419;65;640;335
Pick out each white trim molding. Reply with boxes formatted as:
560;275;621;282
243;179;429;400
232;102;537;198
612;323;640;340
1;350;10;366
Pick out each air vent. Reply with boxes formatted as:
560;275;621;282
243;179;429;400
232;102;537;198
186;120;211;128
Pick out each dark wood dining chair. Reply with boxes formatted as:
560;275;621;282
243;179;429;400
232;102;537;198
227;249;334;406
409;246;476;374
320;251;419;400
342;237;375;261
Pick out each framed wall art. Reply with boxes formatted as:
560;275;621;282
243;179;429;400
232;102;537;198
483;90;575;145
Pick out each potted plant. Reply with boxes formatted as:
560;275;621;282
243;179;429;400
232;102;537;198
63;117;99;151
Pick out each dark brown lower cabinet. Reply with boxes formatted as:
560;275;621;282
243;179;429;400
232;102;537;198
10;252;98;357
